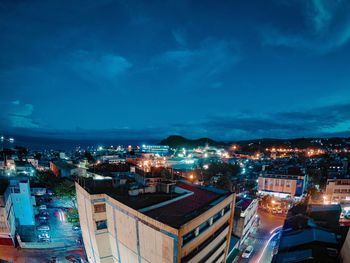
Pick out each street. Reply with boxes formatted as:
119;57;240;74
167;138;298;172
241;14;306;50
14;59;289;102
0;245;84;263
237;209;285;263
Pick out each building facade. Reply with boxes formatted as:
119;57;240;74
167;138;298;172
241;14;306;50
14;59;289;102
232;197;258;247
0;181;15;246
325;179;350;204
76;180;235;263
258;173;307;198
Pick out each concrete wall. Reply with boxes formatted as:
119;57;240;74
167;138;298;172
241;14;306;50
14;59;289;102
76;183;177;263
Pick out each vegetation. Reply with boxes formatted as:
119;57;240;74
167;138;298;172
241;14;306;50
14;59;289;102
159;135;225;149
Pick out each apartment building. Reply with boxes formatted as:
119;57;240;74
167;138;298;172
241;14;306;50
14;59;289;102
325;179;350;204
232;197;258;247
0;180;15;246
76;178;235;263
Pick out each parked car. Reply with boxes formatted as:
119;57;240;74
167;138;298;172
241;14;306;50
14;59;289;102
38;232;51;242
39;215;49;220
242;246;254;258
40;211;49;216
39;205;47;210
72;224;81;231
277;208;283;214
37;225;50;231
272;208;277;214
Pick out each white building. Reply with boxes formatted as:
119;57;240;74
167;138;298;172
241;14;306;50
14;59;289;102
258;173;307;198
325;179;350;204
232;197;258;247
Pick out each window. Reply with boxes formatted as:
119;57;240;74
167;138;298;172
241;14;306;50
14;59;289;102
275;179;279;186
96;220;107;230
94;203;106;213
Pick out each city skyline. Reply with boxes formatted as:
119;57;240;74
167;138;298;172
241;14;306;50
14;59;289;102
1;0;350;140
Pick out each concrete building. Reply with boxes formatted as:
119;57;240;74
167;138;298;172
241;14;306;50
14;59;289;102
76;178;235;263
141;145;169;155
325;179;350;204
341;229;350;263
232;197;258;247
0;180;15;246
258;173;308;198
5;178;35;226
50;160;79;177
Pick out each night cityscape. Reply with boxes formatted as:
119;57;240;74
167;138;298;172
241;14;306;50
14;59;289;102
1;1;350;263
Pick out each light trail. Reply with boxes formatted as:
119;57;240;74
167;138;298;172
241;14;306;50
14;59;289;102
255;226;282;263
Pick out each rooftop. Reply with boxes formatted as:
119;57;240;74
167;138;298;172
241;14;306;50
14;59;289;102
279;228;337;250
52;160;77;170
144;182;229;228
235;197;254;211
78;178;230;228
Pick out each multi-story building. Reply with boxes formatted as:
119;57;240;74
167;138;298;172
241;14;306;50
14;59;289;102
325;179;350;204
141;145;169;155
258;173;308;198
0;180;15;246
232;197;258;247
76;178;235;263
5;178;35;226
0;177;35;246
50;160;79;177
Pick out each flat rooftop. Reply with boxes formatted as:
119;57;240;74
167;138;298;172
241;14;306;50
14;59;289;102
78;179;230;228
235;197;253;211
79;178;181;210
145;182;230;228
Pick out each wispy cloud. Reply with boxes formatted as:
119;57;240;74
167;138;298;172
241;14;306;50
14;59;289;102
150;38;240;91
66;50;132;80
0;100;38;129
261;0;350;53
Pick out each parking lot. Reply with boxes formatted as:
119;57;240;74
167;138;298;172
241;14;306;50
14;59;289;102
34;196;82;247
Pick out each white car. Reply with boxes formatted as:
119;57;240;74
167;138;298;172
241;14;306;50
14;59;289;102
242;246;254;258
37;225;50;231
39;205;47;210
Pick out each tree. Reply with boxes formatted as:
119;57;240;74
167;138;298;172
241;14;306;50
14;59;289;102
34;152;42;160
215;175;233;192
53;179;77;208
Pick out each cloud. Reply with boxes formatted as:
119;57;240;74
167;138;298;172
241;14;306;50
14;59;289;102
195;102;350;139
66;50;132;80
150;38;240;90
261;0;350;53
0;100;38;129
172;29;187;46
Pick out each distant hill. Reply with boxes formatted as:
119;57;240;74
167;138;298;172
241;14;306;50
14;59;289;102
159;135;226;148
159;135;350;150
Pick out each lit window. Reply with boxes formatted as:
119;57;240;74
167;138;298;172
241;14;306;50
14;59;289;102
94;203;106;213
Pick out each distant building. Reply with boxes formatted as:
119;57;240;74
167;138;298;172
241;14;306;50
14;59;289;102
232;197;258;247
14;161;35;176
50;160;79;177
325;179;350;204
258;173;308;198
141;144;169;155
327;158;348;178
76;178;235;263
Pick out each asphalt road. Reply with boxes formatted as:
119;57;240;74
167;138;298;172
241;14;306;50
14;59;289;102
0;245;84;263
237;209;285;263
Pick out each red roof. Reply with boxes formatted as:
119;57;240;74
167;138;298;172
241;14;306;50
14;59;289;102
145;182;228;228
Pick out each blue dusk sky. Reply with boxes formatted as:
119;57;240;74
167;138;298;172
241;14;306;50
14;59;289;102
0;0;350;141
